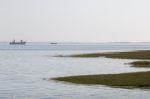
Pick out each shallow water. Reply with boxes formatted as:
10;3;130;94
0;43;150;99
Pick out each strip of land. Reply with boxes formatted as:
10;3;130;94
128;61;150;68
53;71;150;88
64;50;150;59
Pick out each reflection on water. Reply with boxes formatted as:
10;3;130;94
0;43;150;99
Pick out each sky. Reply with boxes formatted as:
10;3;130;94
0;0;150;42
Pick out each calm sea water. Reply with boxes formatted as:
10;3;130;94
0;42;150;99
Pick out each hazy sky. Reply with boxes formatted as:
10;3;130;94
0;0;150;42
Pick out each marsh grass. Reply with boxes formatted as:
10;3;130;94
67;50;150;59
128;61;150;68
53;50;150;88
53;71;150;88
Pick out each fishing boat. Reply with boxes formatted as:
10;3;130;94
50;42;58;45
9;40;26;45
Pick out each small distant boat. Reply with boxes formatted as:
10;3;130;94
50;42;57;45
9;40;26;45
